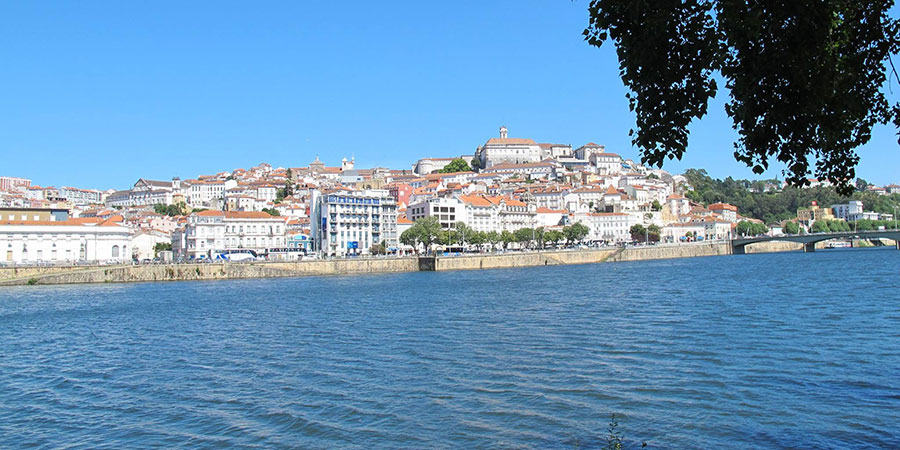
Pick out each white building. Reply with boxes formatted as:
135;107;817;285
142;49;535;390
310;189;399;257
535;208;568;228
58;186;103;206
474;126;543;169
412;157;473;175
532;186;570;211
0;176;31;193
0;218;133;264
178;210;286;259
667;193;691;216
187;179;236;207
408;197;465;229
461;194;536;232
708;203;739;223
105;178;181;208
662;222;707;242
590;152;624;175
481;161;558;180
407;193;537;234
131;229;171;260
564;185;609;212
539;143;573;159
831;200;864;221
574;211;638;243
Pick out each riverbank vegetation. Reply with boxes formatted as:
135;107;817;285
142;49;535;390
682;169;900;224
399;217;590;252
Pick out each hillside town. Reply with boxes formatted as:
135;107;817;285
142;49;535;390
1;127;898;264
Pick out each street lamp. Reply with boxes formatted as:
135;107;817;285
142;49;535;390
643;212;653;245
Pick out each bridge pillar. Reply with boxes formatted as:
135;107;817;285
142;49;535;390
803;242;816;253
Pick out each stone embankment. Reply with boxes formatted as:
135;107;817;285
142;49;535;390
1;240;812;286
428;248;622;271
0;258;419;286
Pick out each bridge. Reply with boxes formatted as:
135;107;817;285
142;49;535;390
732;230;900;254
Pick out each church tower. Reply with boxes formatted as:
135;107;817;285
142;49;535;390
500;125;508;139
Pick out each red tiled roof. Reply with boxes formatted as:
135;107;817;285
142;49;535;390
485;138;538;145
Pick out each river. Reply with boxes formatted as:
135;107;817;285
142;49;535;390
1;248;898;449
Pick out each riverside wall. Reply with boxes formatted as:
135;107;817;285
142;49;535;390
741;241;804;253
432;249;621;272
0;258;420;286
1;240;819;286
607;242;732;262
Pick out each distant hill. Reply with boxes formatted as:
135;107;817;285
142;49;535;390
681;169;900;224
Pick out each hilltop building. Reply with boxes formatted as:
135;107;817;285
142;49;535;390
474;126;543;169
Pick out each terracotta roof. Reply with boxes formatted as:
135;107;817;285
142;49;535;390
0;216;125;227
194;210;225;217
226;211;281;219
504;197;527;207
536;207;567;214
484;161;555;172
708;202;738;212
459;194;493;207
485;137;538;145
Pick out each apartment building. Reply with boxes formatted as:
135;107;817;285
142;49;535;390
177;210;286;259
310;189;399;257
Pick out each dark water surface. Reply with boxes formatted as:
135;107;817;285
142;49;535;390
1;248;898;449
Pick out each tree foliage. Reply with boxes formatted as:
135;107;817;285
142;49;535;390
683;168;900;224
399;217;444;253
438;158;472;174
500;230;516;249
736;220;768;236
545;230;565;246
514;228;534;246
585;1;900;195
153;202;188;217
153;242;172;256
783;221;801;235
369;242;387;255
811;220;831;233
630;224;660;243
564;222;590;243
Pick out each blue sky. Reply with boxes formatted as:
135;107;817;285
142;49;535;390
2;1;899;190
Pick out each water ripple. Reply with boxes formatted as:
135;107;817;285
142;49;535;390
1;248;898;448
